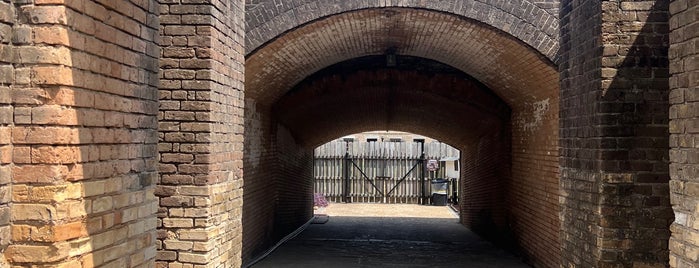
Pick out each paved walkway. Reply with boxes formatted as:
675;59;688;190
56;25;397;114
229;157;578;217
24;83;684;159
252;203;530;268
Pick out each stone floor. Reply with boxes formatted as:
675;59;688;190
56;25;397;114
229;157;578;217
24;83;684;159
252;203;530;268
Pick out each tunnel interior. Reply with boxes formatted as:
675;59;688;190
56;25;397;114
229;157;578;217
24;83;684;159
242;7;560;267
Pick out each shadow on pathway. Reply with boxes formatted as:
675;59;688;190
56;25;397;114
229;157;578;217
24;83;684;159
253;204;530;268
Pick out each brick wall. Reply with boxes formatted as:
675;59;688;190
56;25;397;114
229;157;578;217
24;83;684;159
599;2;671;265
156;0;245;267
560;0;672;266
669;0;699;267
559;1;603;265
0;1;13;265
272;124;313;246
240;100;314;264
3;0;161;266
240;100;276;263
460;128;510;244
509;98;561;267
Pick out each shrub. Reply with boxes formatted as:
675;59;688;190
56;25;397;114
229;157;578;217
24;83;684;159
313;193;329;207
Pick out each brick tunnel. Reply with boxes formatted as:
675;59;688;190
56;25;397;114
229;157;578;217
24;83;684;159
0;0;696;268
242;7;560;267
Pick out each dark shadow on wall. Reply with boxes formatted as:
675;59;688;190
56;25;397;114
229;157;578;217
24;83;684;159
459;121;517;256
598;1;671;265
241;99;315;266
271;123;314;244
241;99;278;264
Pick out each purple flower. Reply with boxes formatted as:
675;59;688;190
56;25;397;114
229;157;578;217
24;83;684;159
314;193;329;207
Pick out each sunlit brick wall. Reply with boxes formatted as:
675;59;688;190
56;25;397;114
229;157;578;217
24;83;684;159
669;0;699;267
4;0;160;266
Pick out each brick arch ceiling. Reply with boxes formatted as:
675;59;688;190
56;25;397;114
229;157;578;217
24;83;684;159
245;0;559;60
274;64;512;148
246;8;559;111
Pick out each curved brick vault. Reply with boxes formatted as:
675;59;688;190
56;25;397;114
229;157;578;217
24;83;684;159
244;7;561;267
274;56;511;147
244;0;560;60
246;8;559;109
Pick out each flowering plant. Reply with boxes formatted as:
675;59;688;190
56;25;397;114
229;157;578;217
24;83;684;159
313;193;329;207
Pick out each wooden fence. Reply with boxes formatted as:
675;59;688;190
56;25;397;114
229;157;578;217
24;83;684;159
314;141;459;204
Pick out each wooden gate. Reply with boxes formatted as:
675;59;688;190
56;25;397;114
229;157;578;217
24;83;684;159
314;140;459;204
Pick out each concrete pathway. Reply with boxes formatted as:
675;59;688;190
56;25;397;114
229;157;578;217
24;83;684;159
252;203;530;268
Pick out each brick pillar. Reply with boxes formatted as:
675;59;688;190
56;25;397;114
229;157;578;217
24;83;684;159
4;0;161;266
668;1;699;267
156;0;245;267
560;0;672;266
0;1;13;265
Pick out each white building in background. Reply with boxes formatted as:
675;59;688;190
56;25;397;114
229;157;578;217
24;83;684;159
339;131;438;143
440;156;460;180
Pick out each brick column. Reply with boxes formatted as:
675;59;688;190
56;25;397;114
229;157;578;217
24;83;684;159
4;0;161;266
0;0;13;265
668;1;699;267
560;0;672;267
156;0;245;266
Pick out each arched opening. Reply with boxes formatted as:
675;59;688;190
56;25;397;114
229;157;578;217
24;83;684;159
313;131;461;205
242;7;560;267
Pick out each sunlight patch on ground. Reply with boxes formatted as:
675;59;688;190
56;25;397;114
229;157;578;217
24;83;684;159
317;203;457;219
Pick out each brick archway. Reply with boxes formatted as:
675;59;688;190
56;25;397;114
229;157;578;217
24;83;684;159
274;56;510;148
244;7;560;267
245;0;560;60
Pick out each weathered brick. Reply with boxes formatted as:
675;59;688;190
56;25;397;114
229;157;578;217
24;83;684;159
163;240;192;251
11;204;57;221
12;165;70;184
178;252;209;264
21;6;68;24
176;229;208;241
162;218;193;228
16;46;71;65
5;243;70;263
31;66;73;85
32;26;70;45
30;146;81;164
12;222;87;242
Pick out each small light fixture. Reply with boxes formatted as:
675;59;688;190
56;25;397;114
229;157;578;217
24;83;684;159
386;47;397;67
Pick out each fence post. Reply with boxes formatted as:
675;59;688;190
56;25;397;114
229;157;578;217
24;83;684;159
414;139;426;205
343;139;351;203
